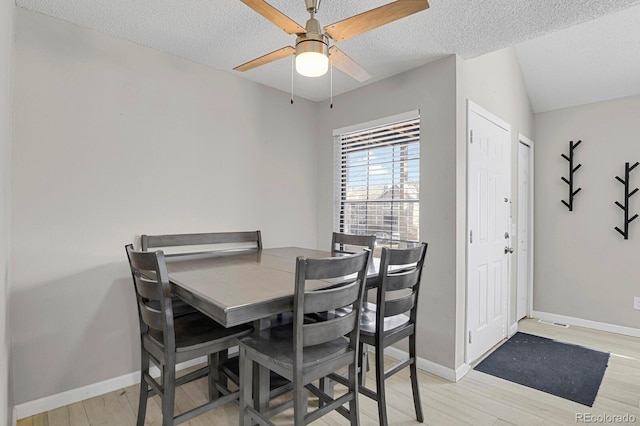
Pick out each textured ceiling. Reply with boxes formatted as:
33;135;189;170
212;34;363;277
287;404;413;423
514;3;640;113
15;0;640;111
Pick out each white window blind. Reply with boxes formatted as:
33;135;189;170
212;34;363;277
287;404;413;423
334;112;420;248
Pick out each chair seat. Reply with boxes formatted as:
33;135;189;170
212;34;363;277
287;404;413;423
360;311;410;336
314;302;408;335
146;312;252;361
238;324;350;371
149;297;198;318
171;297;199;318
309;301;376;322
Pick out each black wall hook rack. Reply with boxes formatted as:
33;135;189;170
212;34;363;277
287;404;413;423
561;140;582;211
615;161;639;240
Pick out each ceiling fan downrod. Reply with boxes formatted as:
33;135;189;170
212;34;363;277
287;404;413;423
295;0;328;77
304;0;321;15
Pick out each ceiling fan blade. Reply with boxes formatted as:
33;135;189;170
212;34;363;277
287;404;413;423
324;0;429;42
239;0;306;35
234;46;295;72
329;46;372;82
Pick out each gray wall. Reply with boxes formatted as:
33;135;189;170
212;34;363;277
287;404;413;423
1;0;15;423
534;94;640;328
316;56;459;369
314;47;534;373
9;6;537;408
10;9;319;405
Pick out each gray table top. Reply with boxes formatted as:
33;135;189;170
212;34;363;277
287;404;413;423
166;247;379;327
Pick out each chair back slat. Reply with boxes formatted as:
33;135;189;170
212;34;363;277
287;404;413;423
134;275;164;300
303;310;358;347
294;251;369;352
385;245;424;265
138;302;164;331
128;246;163;271
303;279;361;314
376;243;428;325
304;252;369;280
385;268;421;292
331;232;376;258
383;293;417;318
141;231;262;253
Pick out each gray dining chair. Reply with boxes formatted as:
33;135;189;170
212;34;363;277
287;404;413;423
331;232;376;259
140;230;290;400
329;242;428;426
238;250;370;426
125;244;252;426
330;232;377;374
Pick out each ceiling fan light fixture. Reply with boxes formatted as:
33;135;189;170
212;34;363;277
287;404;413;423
295;33;329;77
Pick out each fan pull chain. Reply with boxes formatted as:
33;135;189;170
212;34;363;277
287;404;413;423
330;59;333;109
290;56;294;104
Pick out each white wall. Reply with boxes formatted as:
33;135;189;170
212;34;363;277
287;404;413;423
1;0;15;423
534;94;640;329
10;9;319;405
316;56;459;370
457;47;534;365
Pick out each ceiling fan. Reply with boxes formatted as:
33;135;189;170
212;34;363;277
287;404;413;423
234;0;430;82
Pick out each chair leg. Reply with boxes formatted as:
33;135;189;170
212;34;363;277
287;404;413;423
409;334;424;422
359;343;368;387
375;345;388;426
254;363;270;415
137;351;150;426
348;359;360;426
293;375;308;426
208;353;219;401
161;364;176;426
218;348;229;390
239;346;253;426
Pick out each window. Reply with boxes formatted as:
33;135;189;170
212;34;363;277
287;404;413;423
334;111;420;251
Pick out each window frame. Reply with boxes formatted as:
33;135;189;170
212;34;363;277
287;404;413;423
333;110;420;249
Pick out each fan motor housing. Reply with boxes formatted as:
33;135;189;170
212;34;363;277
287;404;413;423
295;33;329;57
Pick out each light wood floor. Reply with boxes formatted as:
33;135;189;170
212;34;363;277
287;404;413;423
17;318;640;425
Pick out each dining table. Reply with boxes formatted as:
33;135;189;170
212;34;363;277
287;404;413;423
165;246;380;328
164;246;381;413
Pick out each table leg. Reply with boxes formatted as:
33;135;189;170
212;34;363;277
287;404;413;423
253;363;269;412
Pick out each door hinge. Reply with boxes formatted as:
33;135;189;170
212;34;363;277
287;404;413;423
468;331;472;344
470;230;473;244
470;130;473;144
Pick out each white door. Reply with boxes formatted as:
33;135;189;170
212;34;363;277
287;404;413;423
467;101;511;363
517;137;533;320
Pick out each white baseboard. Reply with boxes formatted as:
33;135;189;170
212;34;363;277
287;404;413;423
531;311;640;338
375;346;468;383
13;356;207;421
15;340;483;422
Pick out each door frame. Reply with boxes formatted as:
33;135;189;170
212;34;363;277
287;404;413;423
517;134;535;319
465;100;512;364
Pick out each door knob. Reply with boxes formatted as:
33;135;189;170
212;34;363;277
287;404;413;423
504;246;514;254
